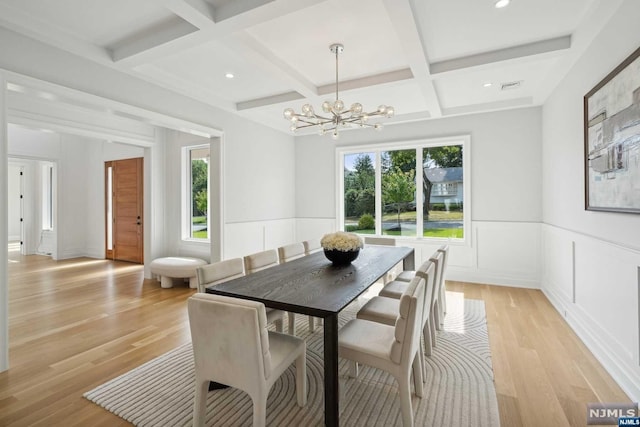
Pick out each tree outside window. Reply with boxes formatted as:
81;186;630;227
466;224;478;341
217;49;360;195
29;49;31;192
340;140;466;240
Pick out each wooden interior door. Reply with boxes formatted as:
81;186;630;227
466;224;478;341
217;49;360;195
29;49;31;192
105;158;143;263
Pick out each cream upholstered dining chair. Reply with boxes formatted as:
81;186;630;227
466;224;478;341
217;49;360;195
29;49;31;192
244;249;295;335
188;293;307;427
363;236;400;284
379;252;443;350
392;245;448;331
195;257;244;293
302;238;322;255
436;245;449;326
338;274;426;427
197;258;286;333
244;249;280;274
277;242;310;335
356;258;436;379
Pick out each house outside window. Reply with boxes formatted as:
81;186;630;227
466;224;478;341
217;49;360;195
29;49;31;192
183;145;210;241
338;136;469;242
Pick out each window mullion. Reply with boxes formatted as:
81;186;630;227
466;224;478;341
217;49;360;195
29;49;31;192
416;148;423;238
375;151;382;236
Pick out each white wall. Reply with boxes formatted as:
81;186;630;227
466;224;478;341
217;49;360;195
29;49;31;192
295;107;543;287
7;125;144;259
541;0;640;401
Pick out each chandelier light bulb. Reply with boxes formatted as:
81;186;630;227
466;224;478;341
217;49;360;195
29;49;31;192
351;103;363;114
362;114;369;122
290;116;298;123
386;106;395;118
333;99;344;113
302;104;312;114
290;125;297;132
283;108;294;119
378;105;387;113
322;101;331;113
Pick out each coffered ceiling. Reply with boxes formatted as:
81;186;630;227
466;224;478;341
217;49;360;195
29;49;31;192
0;0;617;134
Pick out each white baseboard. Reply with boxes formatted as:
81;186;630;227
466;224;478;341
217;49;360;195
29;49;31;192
447;268;540;288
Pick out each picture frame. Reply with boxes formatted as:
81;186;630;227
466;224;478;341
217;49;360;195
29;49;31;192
584;45;640;213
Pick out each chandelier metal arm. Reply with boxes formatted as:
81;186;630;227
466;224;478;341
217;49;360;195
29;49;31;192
283;43;394;138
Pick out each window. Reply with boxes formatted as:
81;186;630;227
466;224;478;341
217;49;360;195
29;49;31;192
41;162;55;231
339;136;469;241
183;145;210;240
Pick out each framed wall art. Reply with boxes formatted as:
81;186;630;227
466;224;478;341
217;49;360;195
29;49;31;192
584;45;640;213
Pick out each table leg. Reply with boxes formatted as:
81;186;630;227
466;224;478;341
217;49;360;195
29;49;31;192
403;251;415;271
323;314;339;427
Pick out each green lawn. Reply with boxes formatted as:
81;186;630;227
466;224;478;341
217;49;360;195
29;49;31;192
353;228;463;238
193;230;208;239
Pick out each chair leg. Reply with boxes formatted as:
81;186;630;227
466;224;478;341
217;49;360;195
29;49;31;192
274;318;284;333
348;360;359;378
423;322;433;357
434;300;443;331
295;352;307;406
192;378;209;427
252;395;267;427
430;310;437;347
412;353;423;398
308;316;315;333
398;373;415;427
288;313;297;335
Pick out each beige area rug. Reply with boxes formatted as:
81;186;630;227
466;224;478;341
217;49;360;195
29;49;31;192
84;292;500;426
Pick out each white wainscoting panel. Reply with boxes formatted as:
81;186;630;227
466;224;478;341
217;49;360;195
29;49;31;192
224;218;296;260
541;224;640;402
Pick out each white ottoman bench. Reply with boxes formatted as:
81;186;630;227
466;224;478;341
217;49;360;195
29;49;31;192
150;257;207;289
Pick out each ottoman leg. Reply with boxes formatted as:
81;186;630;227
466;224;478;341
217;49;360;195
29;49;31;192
189;276;198;289
160;276;174;288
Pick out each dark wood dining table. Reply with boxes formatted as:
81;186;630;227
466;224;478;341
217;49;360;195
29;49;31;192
206;245;415;427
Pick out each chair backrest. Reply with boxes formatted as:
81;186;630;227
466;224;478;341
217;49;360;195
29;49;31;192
196;258;244;293
417;259;436;328
278;242;306;263
244;249;279;274
364;236;396;246
188;293;272;389
428;251;444;302
389;273;426;366
437;245;449;286
302;238;322;255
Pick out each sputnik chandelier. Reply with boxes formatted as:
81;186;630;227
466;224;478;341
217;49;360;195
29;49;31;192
283;43;394;139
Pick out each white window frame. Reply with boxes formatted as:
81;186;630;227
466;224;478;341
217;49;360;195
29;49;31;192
41;162;55;231
182;144;210;242
336;135;471;245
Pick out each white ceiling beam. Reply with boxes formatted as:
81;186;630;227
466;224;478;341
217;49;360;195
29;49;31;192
0;3;111;64
430;36;572;75
442;97;533;117
237;91;304;111
318;68;413;95
381;0;442;118
165;0;216;29
111;18;198;62
235;69;414;111
114;0;329;68
213;0;275;23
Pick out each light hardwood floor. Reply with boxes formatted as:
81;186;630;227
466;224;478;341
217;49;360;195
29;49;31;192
1;253;631;426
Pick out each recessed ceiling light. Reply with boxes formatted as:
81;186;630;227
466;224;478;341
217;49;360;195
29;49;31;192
225;73;234;79
483;82;493;88
494;0;510;8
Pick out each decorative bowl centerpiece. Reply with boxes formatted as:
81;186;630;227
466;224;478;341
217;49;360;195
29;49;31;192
320;231;364;265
